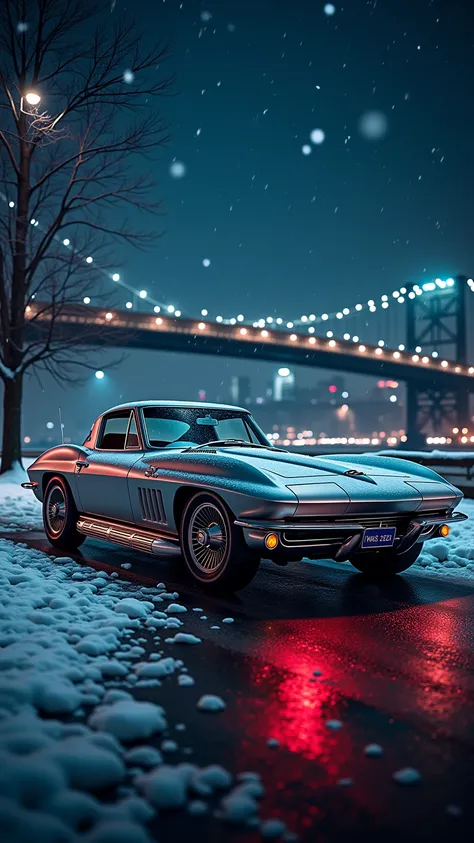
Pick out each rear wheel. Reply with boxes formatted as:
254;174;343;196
349;542;422;577
180;492;260;591
43;476;85;550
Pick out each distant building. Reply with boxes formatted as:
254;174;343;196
273;367;295;401
230;375;252;406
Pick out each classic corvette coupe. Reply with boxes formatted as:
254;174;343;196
23;401;467;590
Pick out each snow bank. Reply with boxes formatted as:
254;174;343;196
0;536;288;841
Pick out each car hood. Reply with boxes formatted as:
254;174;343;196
216;448;409;480
206;447;460;516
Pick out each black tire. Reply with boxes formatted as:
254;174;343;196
180;491;260;591
43;476;85;550
349;542;423;577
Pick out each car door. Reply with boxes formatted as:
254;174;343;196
75;410;142;523
127;451;173;533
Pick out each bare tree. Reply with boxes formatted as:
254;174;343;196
0;0;172;473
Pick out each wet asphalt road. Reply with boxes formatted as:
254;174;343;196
5;530;474;842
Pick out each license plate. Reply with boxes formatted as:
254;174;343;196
361;527;396;549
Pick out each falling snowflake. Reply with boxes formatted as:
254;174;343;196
302;144;312;155
17;21;28;32
227;23;236;32
169;161;187;179
310;128;325;145
202;258;211;267
196;128;201;136
200;10;212;22
123;69;134;84
358;110;388;140
324;3;336;15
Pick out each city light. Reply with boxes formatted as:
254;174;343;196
86;256;93;264
198;322;206;330
126;301;133;309
278;367;291;377
105;312;113;320
95;370;104;379
83;297;91;304
139;290;147;299
63;239;70;246
112;273;120;281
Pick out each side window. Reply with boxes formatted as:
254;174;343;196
98;411;131;450
125;413;140;449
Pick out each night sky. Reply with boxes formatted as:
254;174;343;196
23;0;474;441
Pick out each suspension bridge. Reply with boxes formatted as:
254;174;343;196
3;191;473;445
26;273;474;446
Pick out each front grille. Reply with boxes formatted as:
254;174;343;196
138;487;166;524
282;531;345;546
281;509;448;548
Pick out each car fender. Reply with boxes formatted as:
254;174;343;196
27;445;90;505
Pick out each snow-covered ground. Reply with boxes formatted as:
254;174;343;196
0;541;284;841
0;469;292;842
0;461;43;532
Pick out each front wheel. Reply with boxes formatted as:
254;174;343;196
349;542;423;577
180;492;260;591
43;476;85;550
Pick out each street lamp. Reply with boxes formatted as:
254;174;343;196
20;91;41;112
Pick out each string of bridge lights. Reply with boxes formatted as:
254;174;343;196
3;193;473;358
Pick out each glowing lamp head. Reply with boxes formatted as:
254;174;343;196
24;91;41;106
95;370;104;380
439;524;450;538
264;533;279;550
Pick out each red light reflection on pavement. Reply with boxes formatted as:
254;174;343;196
242;599;471;737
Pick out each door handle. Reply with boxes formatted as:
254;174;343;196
144;466;156;477
76;460;89;469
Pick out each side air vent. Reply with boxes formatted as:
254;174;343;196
138;487;166;523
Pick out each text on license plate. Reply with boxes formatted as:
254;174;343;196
361;527;396;549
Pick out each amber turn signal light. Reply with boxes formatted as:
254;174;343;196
439;524;450;537
265;532;279;550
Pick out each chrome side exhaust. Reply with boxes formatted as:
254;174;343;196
76;517;182;557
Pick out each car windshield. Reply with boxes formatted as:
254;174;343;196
141;407;271;448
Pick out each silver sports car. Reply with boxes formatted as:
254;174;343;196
23;401;467;590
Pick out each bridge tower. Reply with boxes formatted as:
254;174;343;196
405;275;469;446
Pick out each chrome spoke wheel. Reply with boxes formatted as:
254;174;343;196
45;485;67;535
188;503;228;574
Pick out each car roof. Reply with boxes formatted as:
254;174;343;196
106;400;249;413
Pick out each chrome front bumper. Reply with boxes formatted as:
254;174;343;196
236;510;467;560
